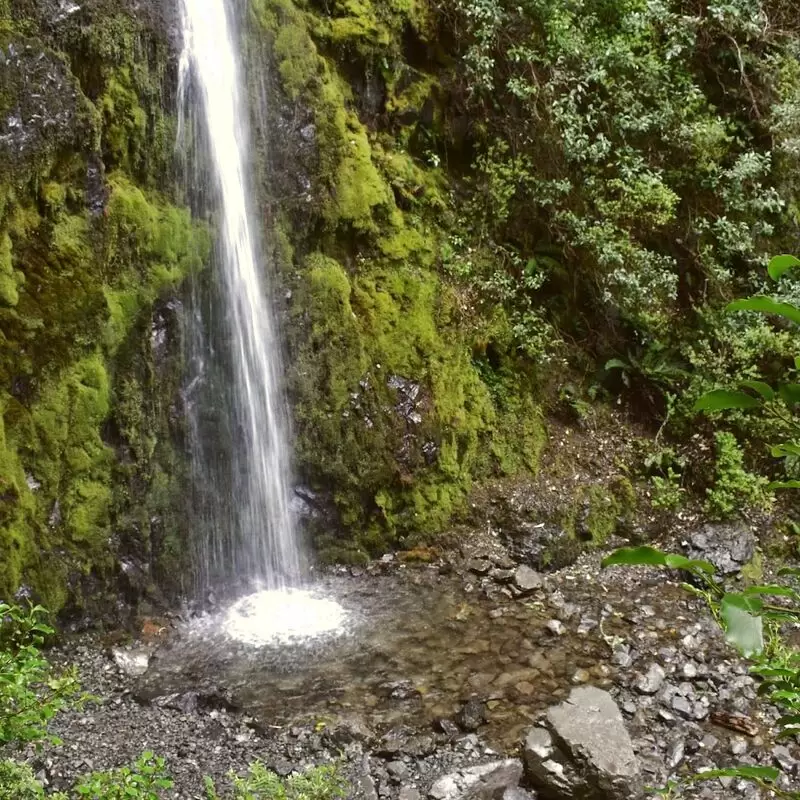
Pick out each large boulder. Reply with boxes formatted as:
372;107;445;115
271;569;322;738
523;687;642;800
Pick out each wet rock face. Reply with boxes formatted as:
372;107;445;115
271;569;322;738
524;687;642;800
0;39;81;163
684;522;756;576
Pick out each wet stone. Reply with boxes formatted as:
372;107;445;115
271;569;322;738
468;559;492;576
513;566;543;595
455;698;487;732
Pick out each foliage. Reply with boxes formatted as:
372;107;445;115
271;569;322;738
0;602;81;747
604;546;800;796
694;255;800;492
72;753;173;799
704;431;771;519
204;762;349;800
445;0;800;356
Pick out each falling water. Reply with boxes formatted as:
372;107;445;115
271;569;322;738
177;0;301;593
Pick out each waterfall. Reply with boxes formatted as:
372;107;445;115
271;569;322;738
177;0;301;594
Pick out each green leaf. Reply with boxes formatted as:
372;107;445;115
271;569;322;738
739;380;775;400
693;389;761;412
720;593;764;657
727;296;800;325
664;554;716;574
778;566;800;578
768;481;800;490
601;546;668;568
604;358;628;372
743;585;798;598
779;383;800;406
691;765;779;783
768;255;800;281
770;443;800;457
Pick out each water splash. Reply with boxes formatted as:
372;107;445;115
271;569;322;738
223;589;349;646
178;0;301;592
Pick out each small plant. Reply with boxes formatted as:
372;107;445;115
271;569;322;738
73;753;173;799
205;762;349;800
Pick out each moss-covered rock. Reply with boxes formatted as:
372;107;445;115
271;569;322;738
0;0;207;614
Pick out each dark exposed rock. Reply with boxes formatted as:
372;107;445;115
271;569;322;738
455;698;486;732
684;522;756;576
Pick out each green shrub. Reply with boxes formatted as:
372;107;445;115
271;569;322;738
72;753;173;799
704;431;772;520
0;602;81;746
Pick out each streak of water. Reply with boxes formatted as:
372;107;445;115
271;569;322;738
178;0;300;591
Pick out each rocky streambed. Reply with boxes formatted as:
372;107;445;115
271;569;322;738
14;523;800;799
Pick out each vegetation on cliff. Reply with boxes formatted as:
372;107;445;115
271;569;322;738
4;0;800;605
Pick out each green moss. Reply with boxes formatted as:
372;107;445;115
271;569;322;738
0;231;19;306
565;476;637;546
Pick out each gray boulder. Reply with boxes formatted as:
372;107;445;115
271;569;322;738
523;687;642;800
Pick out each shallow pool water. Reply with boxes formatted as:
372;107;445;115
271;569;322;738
138;568;615;748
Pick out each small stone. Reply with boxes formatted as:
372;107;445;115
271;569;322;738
730;738;748;756
514;565;543;594
399;789;421;800
668;740;685;769
429;775;458;800
671;694;693;718
546;619;565;636
468;558;492;575
634;663;665;695
772;745;796;773
681;661;699;679
387;761;409;781
571;669;591;684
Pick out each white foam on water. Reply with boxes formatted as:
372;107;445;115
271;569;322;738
222;589;348;646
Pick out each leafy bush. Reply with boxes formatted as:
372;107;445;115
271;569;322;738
0;602;81;747
704;431;771;519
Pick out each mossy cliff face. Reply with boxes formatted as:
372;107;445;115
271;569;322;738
0;0;208;613
247;0;547;559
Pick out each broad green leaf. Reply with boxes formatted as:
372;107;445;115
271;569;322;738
691;765;779;783
770;443;800;457
720;593;764;657
727;296;800;325
768;481;800;490
779;383;800;406
776;714;800;728
664;554;715;574
604;358;628;371
743;585;798;598
601;546;667;568
740;380;775;400
768;254;800;281
693;389;761;412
